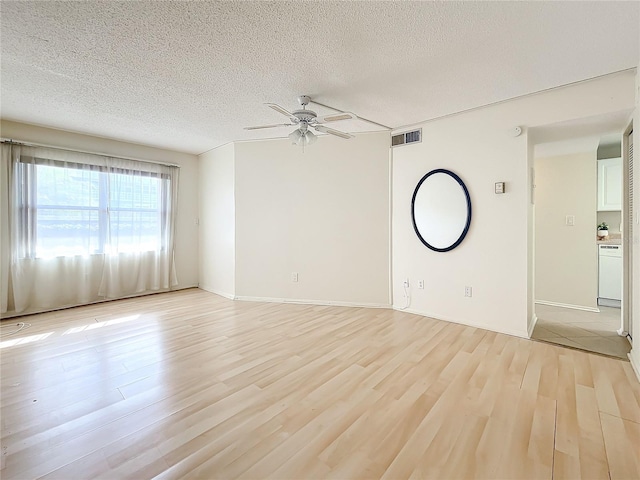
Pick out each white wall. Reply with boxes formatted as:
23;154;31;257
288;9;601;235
392;71;636;338
199;142;235;298
535;151;598;309
0;120;200;289
233;132;391;307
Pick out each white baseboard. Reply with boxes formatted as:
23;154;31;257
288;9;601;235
392;306;530;339
198;285;236;300
235;295;390;309
1;284;199;319
528;313;538;338
628;349;640;383
535;300;600;313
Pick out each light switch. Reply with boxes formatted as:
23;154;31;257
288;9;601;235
495;182;505;194
565;215;575;226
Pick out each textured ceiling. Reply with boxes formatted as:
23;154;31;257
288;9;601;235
1;1;638;155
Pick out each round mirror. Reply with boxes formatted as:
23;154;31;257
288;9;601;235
411;169;472;252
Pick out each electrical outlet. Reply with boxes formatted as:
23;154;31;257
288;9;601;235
418;280;424;289
291;272;298;282
403;279;409;288
464;286;472;297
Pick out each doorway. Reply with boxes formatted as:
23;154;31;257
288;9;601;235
530;112;633;359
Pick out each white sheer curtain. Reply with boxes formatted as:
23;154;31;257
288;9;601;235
0;143;179;315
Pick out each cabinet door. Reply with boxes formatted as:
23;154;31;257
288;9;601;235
597;157;622;211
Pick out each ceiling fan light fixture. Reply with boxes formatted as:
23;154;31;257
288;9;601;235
288;129;302;144
303;130;317;145
289;128;317;146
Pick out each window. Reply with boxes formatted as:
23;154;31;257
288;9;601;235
3;142;179;313
17;157;171;258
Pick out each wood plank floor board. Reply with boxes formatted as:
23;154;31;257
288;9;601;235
264;389;383;479
40;446;112;480
318;394;396;470
160;390;291;469
1;288;639;479
600;412;640;480
573;385;609;479
1;333;244;429
590;354;640;423
2;377;232;478
2;386;126;453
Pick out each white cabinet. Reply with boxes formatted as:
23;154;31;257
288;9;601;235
597;157;622;211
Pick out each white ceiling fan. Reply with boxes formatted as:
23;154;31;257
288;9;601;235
244;95;357;146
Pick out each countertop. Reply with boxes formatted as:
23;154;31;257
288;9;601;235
596;233;622;245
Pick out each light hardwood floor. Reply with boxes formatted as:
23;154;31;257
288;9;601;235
1;288;639;479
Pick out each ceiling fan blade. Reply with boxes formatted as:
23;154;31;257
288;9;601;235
315;112;357;123
244;123;294;130
265;103;295;118
313;125;353;139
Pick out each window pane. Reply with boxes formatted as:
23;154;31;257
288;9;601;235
36;208;101;257
109;209;161;252
108;172;163;253
35;164;101;257
36;164;99;207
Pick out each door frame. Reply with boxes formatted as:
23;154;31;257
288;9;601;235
621;118;633;338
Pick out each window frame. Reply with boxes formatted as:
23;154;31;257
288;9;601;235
16;156;171;259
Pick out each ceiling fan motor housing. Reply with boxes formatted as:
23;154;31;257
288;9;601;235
292;110;317;123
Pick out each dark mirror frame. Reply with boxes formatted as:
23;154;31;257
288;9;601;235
411;168;472;252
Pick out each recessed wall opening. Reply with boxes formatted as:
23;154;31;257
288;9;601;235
530;110;633;359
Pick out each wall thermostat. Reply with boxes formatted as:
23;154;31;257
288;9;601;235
495;182;505;194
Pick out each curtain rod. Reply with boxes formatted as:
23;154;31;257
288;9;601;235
1;139;181;168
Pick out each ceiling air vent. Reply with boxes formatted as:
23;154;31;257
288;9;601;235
391;128;421;147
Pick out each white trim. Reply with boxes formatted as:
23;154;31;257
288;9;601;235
198;285;236;300
535;300;600;313
392;306;530;339
628;349;640;383
387;147;394;308
528;313;538;338
235;295;390;309
617;327;629;337
1;284;199;319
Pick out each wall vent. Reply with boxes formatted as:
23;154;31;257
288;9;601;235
391;128;421;147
